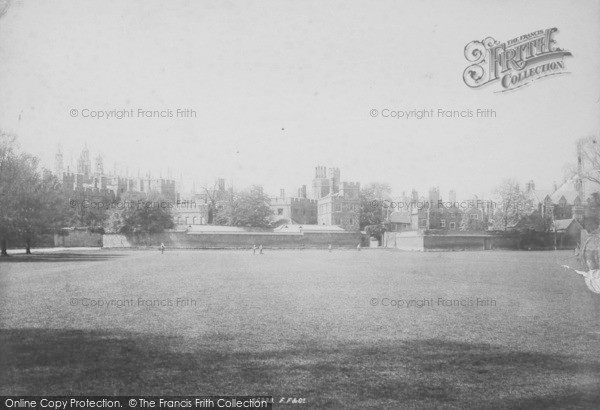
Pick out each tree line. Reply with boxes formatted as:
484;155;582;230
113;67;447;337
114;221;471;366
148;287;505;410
0;133;276;255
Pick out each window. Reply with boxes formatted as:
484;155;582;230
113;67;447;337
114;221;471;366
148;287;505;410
450;222;456;229
277;208;283;215
440;219;446;228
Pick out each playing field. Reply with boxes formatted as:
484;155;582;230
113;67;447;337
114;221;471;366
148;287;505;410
1;249;599;408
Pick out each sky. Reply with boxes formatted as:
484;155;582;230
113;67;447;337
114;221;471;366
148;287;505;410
0;0;599;201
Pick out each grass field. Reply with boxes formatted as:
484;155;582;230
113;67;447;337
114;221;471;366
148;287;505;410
1;249;599;408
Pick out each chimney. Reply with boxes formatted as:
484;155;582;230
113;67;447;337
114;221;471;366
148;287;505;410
411;189;418;202
280;188;285;198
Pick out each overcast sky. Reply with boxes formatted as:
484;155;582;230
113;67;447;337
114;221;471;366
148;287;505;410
0;0;598;200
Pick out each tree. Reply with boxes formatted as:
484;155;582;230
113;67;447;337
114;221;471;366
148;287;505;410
459;208;489;232
359;182;391;230
17;171;74;253
490;179;533;231
574;135;600;185
0;132;22;255
68;192;109;231
583;192;600;231
365;224;387;242
0;133;72;255
200;179;229;224
215;186;273;228
105;191;174;234
515;210;553;233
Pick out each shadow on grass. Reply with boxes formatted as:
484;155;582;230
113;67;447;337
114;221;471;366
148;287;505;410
0;329;598;408
0;252;124;263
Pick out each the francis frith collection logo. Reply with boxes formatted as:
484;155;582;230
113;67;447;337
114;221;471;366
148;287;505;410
463;28;572;92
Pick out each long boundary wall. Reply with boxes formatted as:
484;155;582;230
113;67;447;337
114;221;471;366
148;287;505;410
103;230;362;249
54;229;103;247
383;231;521;251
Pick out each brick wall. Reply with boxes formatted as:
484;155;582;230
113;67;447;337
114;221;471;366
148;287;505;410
103;230;362;249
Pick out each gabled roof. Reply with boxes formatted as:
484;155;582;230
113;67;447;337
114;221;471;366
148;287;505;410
550;176;583;204
529;190;553;204
552;218;582;231
550;189;580;205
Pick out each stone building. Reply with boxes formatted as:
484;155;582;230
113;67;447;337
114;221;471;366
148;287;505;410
312;166;360;231
413;188;466;231
270;187;318;225
55;145;178;223
172;196;210;227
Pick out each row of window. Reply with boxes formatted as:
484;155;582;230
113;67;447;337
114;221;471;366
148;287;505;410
319;203;360;213
420;219;457;229
175;216;205;225
334;218;354;225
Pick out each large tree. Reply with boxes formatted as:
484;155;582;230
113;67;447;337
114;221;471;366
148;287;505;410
359;182;391;230
0;133;23;255
104;191;174;234
460;212;488;232
215;186;273;228
200;179;229;224
490;179;533;231
574;135;600;185
0;133;72;255
17;171;74;253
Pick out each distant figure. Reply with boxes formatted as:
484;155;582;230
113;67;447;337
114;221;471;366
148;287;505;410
259;244;263;254
328;244;332;253
160;243;165;254
357;243;361;251
253;244;257;255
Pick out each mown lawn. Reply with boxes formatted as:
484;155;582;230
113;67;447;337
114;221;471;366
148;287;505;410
1;249;599;408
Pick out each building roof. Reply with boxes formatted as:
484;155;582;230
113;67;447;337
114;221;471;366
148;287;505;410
529;190;553;204
186;225;247;233
389;212;411;224
549;175;595;204
552;218;582;231
549;177;580;204
273;224;346;233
